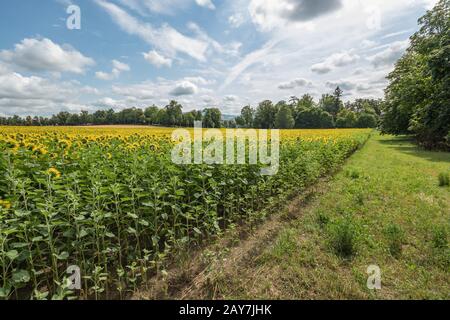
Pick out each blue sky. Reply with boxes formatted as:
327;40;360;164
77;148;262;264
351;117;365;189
0;0;438;116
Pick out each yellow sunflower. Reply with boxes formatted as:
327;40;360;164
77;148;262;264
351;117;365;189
46;167;62;179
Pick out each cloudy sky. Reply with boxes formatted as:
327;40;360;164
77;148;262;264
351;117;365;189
0;0;438;116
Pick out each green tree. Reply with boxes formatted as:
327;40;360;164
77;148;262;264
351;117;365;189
336;109;357;128
156;108;168;125
254;100;278;129
144;105;160;125
240;105;255;128
164;101;183;126
346;99;382;116
92;110;107;125
79;110;92;124
296;108;334;129
356;113;378;128
320;93;341;119
203;108;222;128
182;110;202;127
382;0;450;149
275;103;295;129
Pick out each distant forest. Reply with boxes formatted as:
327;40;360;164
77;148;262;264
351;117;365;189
0;86;381;129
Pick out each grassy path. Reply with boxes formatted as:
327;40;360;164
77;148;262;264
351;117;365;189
190;134;450;300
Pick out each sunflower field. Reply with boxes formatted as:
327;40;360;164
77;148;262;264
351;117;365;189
0;126;371;299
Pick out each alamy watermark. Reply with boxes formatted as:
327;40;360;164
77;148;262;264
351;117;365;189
67;265;81;290
367;265;381;290
66;5;81;30
365;5;382;31
171;121;280;176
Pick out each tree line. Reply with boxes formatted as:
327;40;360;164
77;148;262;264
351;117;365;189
0;87;381;129
0;102;223;128
235;88;381;129
381;0;449;150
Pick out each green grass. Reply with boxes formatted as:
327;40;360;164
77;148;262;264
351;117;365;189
210;133;450;299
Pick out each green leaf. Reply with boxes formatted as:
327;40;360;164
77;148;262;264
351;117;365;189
12;270;31;284
127;227;137;235
79;229;89;238
6;250;19;261
55;252;69;260
151;235;160;246
127;212;139;219
2;228;18;236
142;202;154;207
11;242;28;249
0;286;11;298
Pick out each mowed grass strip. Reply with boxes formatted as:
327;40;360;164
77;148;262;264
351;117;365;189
209;134;450;300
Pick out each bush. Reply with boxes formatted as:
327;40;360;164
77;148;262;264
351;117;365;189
356;113;378;128
438;172;449;187
384;224;405;258
317;212;330;228
329;217;359;258
432;226;448;249
346;169;361;179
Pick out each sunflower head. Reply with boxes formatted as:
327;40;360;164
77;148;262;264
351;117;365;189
0;200;11;210
46;167;62;179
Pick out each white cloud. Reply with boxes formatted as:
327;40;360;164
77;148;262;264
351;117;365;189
249;0;343;31
224;95;238;102
368;40;409;68
80;86;100;95
94;97;124;109
361;40;377;49
326;79;357;91
381;29;413;40
0;73;67;100
202;95;215;104
96;0;209;61
187;22;224;54
0;38;94;74
228;13;245;28
353;68;365;75
310;63;333;75
311;50;360;74
221;39;278;89
195;0;215;10
0;71;93;116
119;0;218;14
95;59;130;80
0;63;9;76
113;59;130;72
112;83;155;100
143;50;173;68
110;77;211;107
95;71;115;81
278;78;312;90
118;0;190;15
170;81;198;96
184;76;215;85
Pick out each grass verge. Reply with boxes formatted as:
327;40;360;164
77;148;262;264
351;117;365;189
183;133;450;300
